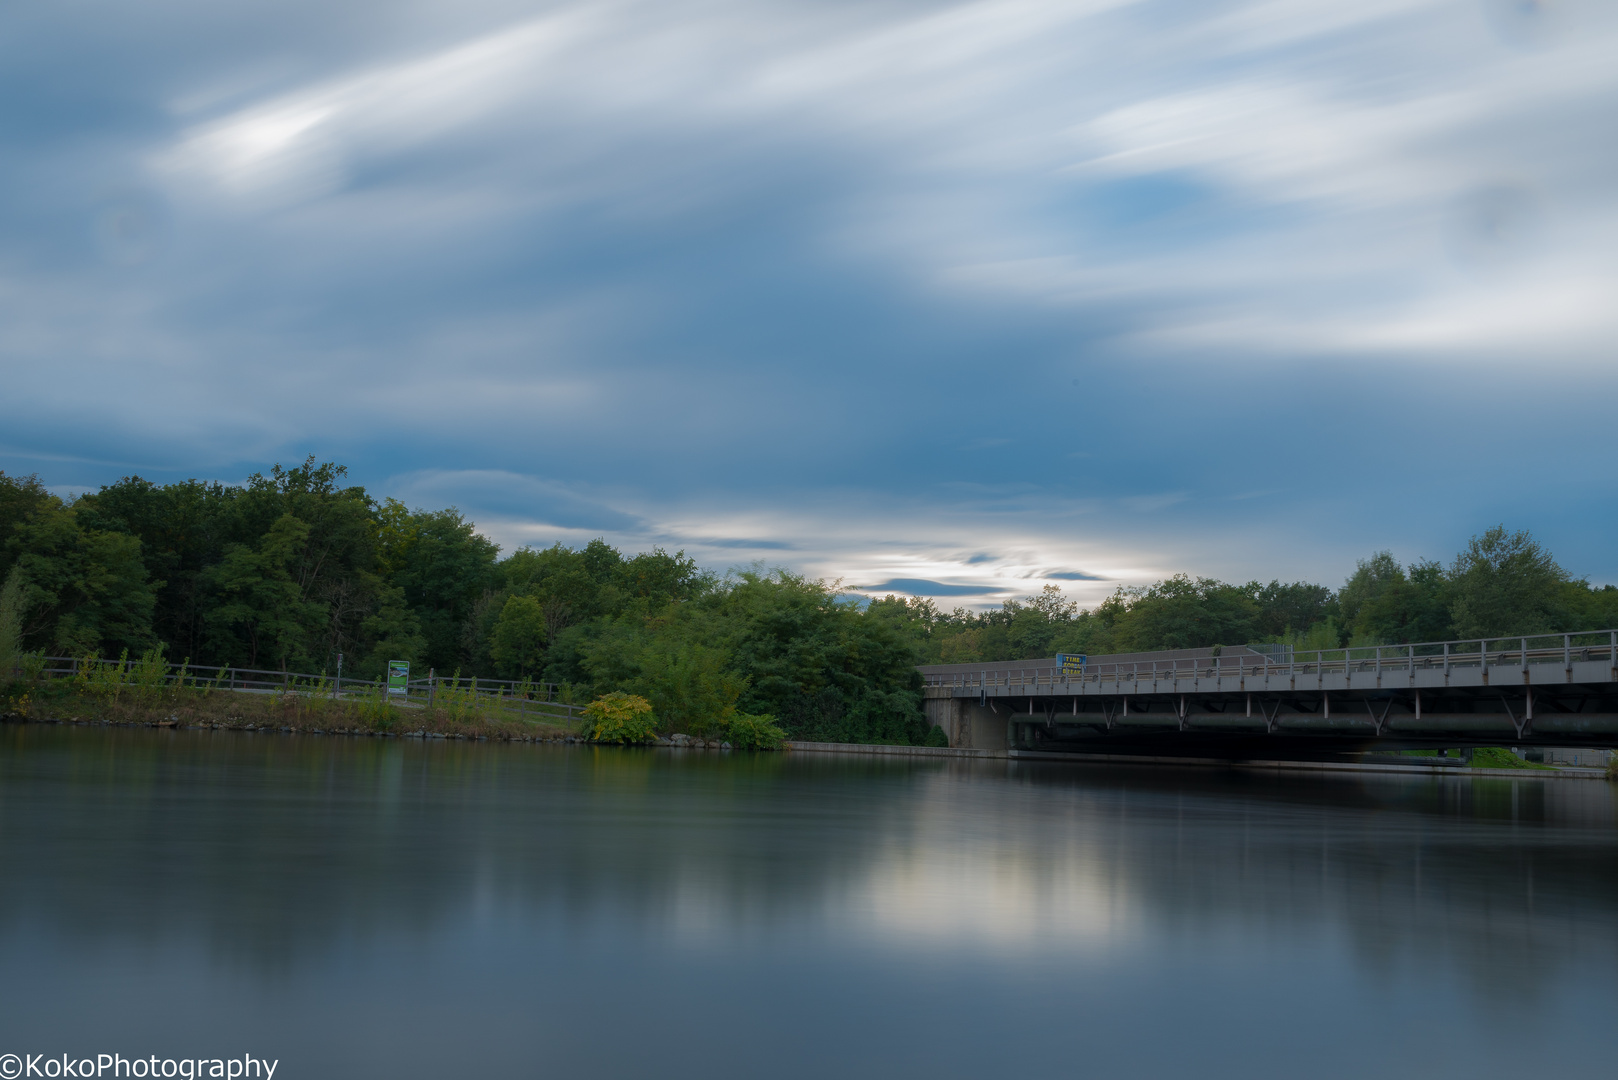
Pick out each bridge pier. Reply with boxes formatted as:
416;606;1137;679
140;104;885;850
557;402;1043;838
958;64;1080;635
923;693;1008;751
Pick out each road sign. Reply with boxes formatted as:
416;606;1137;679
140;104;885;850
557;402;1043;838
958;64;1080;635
1057;653;1087;675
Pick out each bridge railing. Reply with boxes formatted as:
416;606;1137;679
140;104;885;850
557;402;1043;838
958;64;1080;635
922;630;1618;690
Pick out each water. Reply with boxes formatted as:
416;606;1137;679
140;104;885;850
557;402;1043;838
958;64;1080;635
2;725;1616;1079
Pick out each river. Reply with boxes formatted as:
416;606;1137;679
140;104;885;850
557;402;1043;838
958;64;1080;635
2;725;1615;1078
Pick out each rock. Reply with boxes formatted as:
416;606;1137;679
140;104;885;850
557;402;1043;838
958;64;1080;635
721;742;732;750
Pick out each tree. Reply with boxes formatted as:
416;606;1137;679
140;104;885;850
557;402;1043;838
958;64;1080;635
1250;580;1337;640
5;501;159;657
0;471;55;583
376;499;499;672
356;583;427;679
203;514;328;669
489;594;550;678
1353;558;1451;644
1448;526;1570;638
1108;575;1259;652
1338;552;1405;631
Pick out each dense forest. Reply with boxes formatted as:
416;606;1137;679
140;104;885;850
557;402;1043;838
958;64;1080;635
3;458;1615;743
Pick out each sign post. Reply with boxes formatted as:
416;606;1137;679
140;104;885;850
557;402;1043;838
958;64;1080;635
387;660;410;697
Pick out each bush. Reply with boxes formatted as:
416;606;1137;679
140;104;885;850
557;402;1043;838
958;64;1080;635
582;691;658;744
724;712;786;750
922;724;949;747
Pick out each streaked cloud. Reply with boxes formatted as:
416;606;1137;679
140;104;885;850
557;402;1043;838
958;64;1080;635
4;0;1617;599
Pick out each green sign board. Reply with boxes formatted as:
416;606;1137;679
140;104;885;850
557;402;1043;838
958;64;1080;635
1057;653;1087;675
387;660;410;696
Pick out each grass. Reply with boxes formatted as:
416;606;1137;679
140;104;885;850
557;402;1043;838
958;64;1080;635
1466;746;1555;770
2;677;574;742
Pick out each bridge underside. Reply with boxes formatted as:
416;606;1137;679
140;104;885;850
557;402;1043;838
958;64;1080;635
926;685;1618;758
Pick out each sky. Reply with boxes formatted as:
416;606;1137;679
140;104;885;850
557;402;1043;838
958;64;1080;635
3;0;1616;607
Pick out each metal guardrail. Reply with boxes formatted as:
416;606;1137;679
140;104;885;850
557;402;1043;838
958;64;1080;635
35;657;589;724
922;630;1618;691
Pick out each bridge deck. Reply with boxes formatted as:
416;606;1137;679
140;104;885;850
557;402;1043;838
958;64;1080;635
920;631;1618;751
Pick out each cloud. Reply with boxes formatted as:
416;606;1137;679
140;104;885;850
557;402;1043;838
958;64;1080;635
386;470;643;534
5;0;1618;595
853;579;1009;598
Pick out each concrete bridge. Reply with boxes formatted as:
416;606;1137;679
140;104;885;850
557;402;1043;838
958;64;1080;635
919;630;1618;758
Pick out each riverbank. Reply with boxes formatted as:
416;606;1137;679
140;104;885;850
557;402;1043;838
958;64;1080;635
1;686;576;742
4;696;1610;776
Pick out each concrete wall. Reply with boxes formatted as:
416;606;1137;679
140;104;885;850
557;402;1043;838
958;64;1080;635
923;694;1007;750
1524;747;1614;768
959;702;1007;751
922;695;957;742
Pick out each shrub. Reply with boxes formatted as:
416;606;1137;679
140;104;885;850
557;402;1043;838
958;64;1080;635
723;712;786;750
922;724;949;747
582;691;658;744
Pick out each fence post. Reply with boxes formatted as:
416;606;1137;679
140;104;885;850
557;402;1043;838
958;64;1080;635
428;668;435;709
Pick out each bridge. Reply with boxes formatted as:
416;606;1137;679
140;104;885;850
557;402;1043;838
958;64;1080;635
919;630;1618;758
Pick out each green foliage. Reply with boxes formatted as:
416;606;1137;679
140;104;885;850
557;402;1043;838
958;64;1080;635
0;471;55;585
1448;526;1570;638
922;723;949;747
582;691;658;744
1468;746;1551;770
74;647;185;707
376;499;499;672
1107;575;1260;652
722;712;787;750
714;571;926;744
0;568;23;681
626;640;748;738
1259;617;1343;652
345;678;401;729
6;500;159;656
432;672;486;724
204;513;327;671
12;457;1618;752
490;594;550;677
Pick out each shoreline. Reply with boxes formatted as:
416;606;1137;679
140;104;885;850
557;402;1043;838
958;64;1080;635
3;716;1609;778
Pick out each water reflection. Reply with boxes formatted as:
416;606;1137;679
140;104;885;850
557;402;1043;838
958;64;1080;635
1;725;1615;1078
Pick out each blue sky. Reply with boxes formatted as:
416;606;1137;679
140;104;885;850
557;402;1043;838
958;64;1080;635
4;0;1617;606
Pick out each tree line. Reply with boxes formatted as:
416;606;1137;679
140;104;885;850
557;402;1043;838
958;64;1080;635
3;458;1614;741
0;460;926;743
876;526;1618;665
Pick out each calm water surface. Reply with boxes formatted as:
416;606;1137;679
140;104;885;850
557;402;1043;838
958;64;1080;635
2;725;1616;1078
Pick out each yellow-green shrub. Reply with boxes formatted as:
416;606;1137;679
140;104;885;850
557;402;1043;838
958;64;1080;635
582;692;658;744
